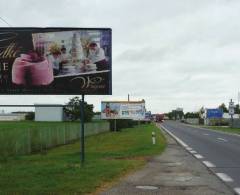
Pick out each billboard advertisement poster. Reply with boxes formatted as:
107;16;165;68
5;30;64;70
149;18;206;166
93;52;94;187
101;101;146;120
0;28;112;95
206;109;223;119
144;111;152;121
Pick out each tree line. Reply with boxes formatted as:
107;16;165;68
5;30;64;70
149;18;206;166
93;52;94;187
165;103;240;119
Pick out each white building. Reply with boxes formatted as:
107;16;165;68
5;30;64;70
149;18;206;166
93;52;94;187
223;113;239;119
35;104;64;122
0;113;26;121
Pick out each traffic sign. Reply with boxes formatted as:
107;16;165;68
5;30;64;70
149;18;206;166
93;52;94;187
229;99;235;115
229;108;235;115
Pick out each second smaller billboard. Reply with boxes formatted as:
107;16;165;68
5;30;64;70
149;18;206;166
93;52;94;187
101;101;146;120
206;108;223;119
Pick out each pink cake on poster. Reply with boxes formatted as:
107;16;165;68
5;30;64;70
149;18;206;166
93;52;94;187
12;54;54;86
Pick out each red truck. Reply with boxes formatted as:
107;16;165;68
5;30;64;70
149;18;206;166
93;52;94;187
154;114;164;122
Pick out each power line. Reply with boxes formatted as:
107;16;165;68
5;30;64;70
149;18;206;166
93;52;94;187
0;16;11;27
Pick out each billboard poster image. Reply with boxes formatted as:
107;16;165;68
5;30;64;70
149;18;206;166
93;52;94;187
101;101;146;120
0;28;112;95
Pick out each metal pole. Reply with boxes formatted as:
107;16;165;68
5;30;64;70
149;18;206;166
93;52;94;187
80;94;85;164
114;119;117;131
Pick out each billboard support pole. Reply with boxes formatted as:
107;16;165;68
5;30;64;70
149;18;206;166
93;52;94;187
114;118;117;132
80;94;85;165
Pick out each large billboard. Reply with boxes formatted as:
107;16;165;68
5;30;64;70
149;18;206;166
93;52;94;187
0;28;112;95
206;109;223;119
101;101;146;120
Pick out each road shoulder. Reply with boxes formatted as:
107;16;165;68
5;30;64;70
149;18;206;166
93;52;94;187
100;124;234;195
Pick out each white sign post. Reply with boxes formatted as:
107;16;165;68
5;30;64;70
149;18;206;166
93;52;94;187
229;99;235;128
152;132;156;145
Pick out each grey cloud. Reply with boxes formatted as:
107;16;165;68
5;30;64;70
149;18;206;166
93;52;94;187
0;0;240;113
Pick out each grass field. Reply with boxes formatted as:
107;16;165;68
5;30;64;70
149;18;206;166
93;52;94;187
0;121;109;157
0;123;166;194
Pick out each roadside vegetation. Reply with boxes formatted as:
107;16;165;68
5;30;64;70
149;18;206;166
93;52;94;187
0;123;166;194
201;125;240;135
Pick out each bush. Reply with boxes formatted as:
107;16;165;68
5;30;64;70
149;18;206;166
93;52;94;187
199;118;204;125
25;112;35;120
208;118;229;126
64;97;94;122
108;119;139;131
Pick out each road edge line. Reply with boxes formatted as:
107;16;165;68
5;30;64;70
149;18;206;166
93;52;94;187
158;122;237;195
216;173;234;182
234;188;240;195
159;124;188;148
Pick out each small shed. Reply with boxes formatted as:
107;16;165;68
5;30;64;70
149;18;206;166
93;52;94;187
35;104;64;122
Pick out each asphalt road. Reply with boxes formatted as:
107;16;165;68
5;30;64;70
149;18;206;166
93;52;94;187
161;121;240;194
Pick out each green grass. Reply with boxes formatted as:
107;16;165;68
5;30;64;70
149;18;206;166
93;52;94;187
201;125;240;135
0;123;166;194
0;121;109;157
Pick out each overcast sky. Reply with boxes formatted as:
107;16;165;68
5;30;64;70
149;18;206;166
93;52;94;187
0;0;239;113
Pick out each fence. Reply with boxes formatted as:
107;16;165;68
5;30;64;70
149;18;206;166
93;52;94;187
185;118;199;125
0;121;109;157
204;118;229;126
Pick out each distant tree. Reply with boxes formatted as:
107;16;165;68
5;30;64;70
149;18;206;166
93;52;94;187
184;112;199;118
165;112;173;120
25;112;35;120
178;111;184;119
235;104;240;114
166;110;184;120
199;106;205;118
64;97;94;122
219;103;228;113
199;106;205;115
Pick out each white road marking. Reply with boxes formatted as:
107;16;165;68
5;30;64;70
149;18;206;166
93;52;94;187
136;185;158;190
189;150;197;154
186;147;192;150
160;124;237;191
217;137;227;142
203;133;209;136
194;154;204;159
202;161;216;168
234;188;240;195
160;125;188;147
216;173;233;182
